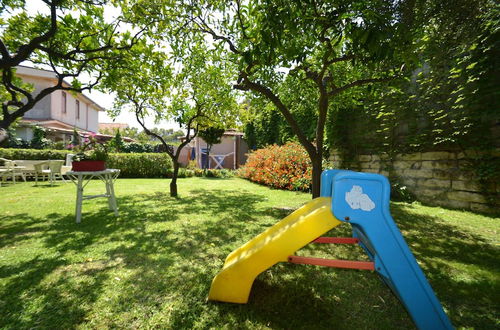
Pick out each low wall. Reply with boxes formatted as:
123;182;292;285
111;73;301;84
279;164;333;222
329;150;499;214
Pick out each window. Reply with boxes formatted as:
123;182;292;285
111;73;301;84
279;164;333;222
76;100;80;120
62;92;67;114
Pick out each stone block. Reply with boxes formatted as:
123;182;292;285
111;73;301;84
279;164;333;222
371;155;381;161
331;161;341;168
447;191;487;204
396;153;422;161
421;151;453;160
444;199;471;210
358;155;371;162
418;178;451;189
399;178;417;187
380;170;389;177
379;153;391;161
359;161;371;168
470;202;495;214
393;160;413;170
458;159;473;169
402;169;434;179
409;161;422;170
451;180;482;192
455;170;477;181
432;169;454;180
413;189;445;202
421;160;457;170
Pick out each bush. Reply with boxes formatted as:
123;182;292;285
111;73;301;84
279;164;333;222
165;168;195;178
237;141;311;191
107;153;172;178
122;143;158;153
0;148;173;178
0;148;69;160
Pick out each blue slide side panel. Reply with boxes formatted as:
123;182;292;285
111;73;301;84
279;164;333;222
320;170;344;197
329;171;453;330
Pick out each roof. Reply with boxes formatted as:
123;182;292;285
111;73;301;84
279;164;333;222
223;129;245;136
19;119;93;134
180;129;245;141
15;65;107;112
19;119;135;142
99;123;130;131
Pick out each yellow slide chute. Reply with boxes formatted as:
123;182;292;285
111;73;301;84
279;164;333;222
208;197;342;304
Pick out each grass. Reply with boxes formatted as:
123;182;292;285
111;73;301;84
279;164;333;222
0;177;498;329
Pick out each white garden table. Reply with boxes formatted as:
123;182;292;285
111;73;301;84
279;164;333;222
66;169;120;223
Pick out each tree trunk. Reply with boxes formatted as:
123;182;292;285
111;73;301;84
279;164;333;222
311;152;322;199
0;127;8;146
205;144;212;169
0;118;12;145
170;160;180;197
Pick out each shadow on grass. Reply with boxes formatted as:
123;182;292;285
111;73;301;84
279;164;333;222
0;189;498;329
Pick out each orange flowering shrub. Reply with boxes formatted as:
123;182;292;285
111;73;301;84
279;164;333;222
238;141;312;191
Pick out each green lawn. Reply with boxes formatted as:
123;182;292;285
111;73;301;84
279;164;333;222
0;178;498;329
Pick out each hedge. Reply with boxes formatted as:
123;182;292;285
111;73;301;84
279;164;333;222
0;148;237;179
0;148;70;160
237;142;311;191
0;148;173;178
107;153;172;178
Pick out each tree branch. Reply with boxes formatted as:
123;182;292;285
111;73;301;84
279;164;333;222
194;16;241;55
234;73;317;157
0;0;61;70
329;76;395;96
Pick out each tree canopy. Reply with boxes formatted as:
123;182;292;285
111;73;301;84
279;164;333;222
0;0;141;144
99;31;238;196
180;0;416;197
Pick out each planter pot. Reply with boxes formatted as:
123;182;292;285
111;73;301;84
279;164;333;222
72;160;106;172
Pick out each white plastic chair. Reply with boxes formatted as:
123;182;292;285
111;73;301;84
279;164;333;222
0;157;25;185
34;160;66;185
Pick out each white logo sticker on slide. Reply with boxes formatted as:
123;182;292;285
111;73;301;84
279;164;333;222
345;185;375;211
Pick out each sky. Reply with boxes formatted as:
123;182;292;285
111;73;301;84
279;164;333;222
21;0;181;131
85;88;181;130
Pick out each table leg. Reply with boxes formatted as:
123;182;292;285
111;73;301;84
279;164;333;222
105;175;113;211
75;175;84;223
107;174;119;216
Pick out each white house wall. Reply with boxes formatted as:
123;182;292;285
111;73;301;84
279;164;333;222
86;104;99;132
50;90;99;132
21;76;52;119
16;68;101;134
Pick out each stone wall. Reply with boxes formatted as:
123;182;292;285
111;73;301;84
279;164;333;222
329;150;499;214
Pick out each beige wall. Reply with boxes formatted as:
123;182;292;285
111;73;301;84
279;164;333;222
20;76;52;119
193;135;248;169
329;150;500;214
17;69;100;133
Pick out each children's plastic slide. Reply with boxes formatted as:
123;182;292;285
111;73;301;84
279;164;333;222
208;170;453;330
208;196;342;303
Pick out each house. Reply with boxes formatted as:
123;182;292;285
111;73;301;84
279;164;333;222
13;66;106;143
179;129;249;169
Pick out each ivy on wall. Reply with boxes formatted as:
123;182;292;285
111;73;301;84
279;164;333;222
242;1;498;204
